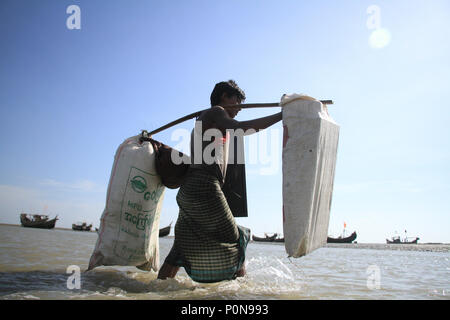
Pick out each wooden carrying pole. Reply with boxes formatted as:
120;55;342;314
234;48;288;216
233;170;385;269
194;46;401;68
147;100;333;136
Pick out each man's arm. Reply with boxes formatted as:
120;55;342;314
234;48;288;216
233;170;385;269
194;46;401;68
208;106;282;133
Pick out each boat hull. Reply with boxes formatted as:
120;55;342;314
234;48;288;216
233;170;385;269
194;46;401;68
72;224;92;231
21;218;57;229
386;237;419;244
159;226;171;237
20;214;57;229
252;234;278;242
327;231;357;243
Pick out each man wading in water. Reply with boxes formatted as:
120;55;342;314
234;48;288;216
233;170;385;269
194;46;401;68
158;80;282;283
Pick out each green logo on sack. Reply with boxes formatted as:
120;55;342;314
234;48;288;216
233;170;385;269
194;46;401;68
130;176;147;193
144;182;164;204
124;212;153;231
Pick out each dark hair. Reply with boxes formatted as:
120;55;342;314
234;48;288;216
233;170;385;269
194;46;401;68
210;80;246;106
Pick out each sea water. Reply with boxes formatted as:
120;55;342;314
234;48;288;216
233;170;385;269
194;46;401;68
0;225;448;300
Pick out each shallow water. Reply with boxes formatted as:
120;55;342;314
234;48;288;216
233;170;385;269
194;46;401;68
0;225;448;300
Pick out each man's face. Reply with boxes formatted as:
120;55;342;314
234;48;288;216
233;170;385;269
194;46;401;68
221;94;242;119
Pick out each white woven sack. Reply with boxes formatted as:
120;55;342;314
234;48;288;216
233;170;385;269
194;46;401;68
282;94;339;258
88;135;165;271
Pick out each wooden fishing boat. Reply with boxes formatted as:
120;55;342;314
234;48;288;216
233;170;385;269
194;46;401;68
252;233;278;242
327;231;357;243
386;230;419;244
20;213;58;229
386;236;419;244
72;222;92;231
159;222;172;237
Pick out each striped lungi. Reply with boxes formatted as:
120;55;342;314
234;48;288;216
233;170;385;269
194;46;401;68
164;167;250;283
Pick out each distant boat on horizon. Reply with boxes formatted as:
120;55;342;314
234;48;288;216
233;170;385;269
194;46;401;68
252;233;279;242
328;222;357;244
327;231;357;243
386;236;420;244
386;230;419;244
20;213;58;229
159;222;172;237
72;222;92;232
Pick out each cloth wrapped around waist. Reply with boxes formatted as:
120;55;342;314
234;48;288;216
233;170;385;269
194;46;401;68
166;168;250;283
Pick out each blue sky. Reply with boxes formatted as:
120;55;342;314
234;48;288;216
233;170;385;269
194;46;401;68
1;0;449;243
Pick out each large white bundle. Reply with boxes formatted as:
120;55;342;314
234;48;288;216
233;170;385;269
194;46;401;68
88;135;165;271
282;94;339;258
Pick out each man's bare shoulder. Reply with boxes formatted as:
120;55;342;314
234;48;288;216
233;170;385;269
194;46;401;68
198;106;227;121
208;105;227;115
